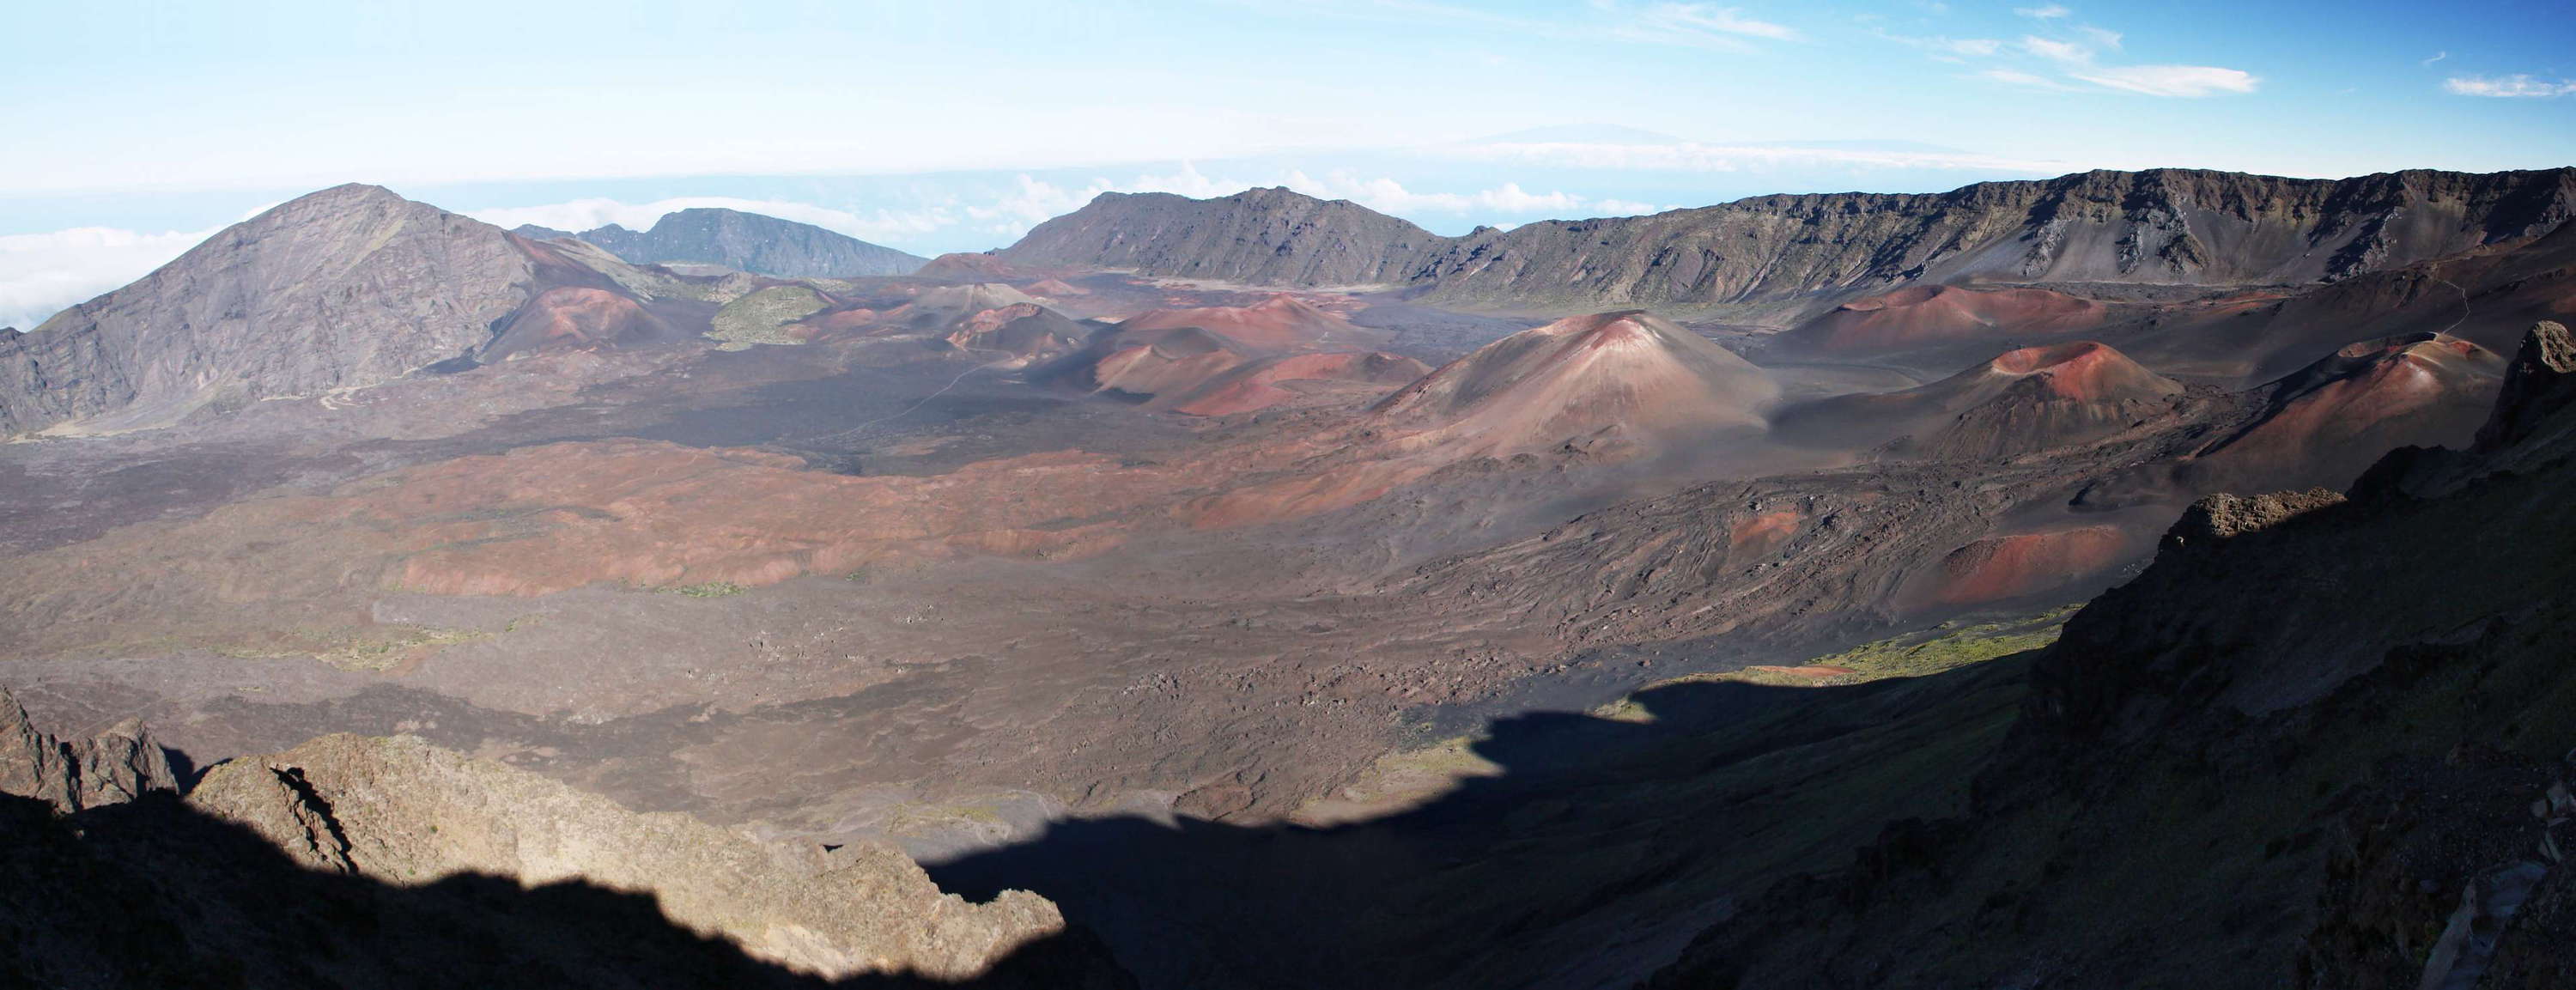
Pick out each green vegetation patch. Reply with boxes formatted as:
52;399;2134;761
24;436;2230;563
708;285;827;349
662;580;750;598
1600;604;2079;714
213;623;493;672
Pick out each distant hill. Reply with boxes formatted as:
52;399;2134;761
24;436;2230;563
514;208;926;278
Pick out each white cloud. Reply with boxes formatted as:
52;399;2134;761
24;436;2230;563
1640;3;1797;40
2006;32;2256;97
1456;138;2066;174
2020;35;2091;63
2074;25;2122;49
2421;51;2447;66
2074;64;2260;97
1976;67;2075;90
2444;74;2576;98
2014;3;2071;18
1880;31;2003;59
466;197;955;246
0;226;222;330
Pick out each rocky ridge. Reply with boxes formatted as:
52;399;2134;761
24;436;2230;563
519;207;927;278
1003;168;2576;313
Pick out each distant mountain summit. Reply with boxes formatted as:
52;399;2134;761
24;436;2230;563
1002;167;2576;309
514;208;926;278
1000;187;1448;286
0;184;544;436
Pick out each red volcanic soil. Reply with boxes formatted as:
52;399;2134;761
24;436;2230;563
1026;277;1089;297
2178;332;2506;492
1773;340;2182;458
1921;525;2130;608
1789;284;2108;354
1983;341;2175;401
1113;295;1382;351
484;286;685;358
1036;296;1400;410
1370;311;1779;458
1728;510;1804;556
1168;351;1432;416
943;303;1086;363
796;306;885;335
915;252;1024;281
0;440;1217;626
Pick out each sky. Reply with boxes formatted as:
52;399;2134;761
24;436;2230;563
3;0;2572;328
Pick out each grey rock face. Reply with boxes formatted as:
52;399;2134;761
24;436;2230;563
538;208;927;278
1001;186;1452;286
0;184;541;437
0;687;175;813
1003;168;2576;308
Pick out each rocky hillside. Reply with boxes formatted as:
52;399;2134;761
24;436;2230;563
1002;168;2576;312
999;187;1451;286
0;185;543;436
519;207;927;278
0;689;1127;987
1648;323;2576;988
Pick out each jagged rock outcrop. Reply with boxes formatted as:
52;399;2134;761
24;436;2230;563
0;687;175;813
0;185;543;436
1003;168;2576;311
186;733;1068;981
522;208;927;278
2477;319;2576;449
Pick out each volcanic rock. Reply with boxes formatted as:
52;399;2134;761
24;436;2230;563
2180;332;2506;493
1776;341;2184;459
1004;168;2576;311
188;732;1073;981
0;185;542;436
1369;311;1779;457
0;686;175;813
1784;283;2108;354
537;207;927;278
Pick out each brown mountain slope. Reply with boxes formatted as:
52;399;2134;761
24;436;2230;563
1369;311;1779;457
1775;340;2187;459
999;187;1451;286
0;185;545;436
2173;331;2506;494
1648;322;2576;990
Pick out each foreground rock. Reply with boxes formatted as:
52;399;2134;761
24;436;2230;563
0;706;1127;988
190;733;1078;982
0;686;176;812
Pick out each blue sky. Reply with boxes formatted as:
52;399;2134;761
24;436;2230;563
3;0;2572;326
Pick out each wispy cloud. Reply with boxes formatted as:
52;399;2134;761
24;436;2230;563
1306;1;1796;54
1879;30;2004;60
2014;3;2071;18
1637;3;1798;41
2073;64;2258;97
1452;137;2065;174
0;226;223;330
1975;67;2076;91
2421;51;2448;66
2444;74;2576;98
1926;27;2260;97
